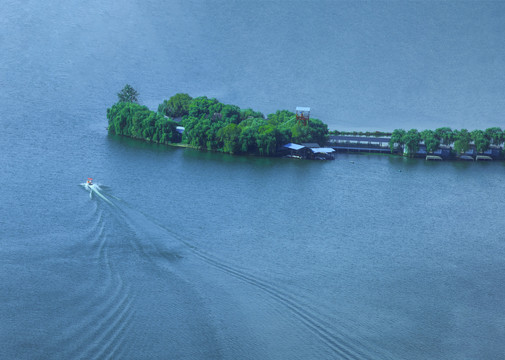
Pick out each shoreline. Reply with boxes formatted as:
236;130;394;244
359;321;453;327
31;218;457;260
111;134;504;162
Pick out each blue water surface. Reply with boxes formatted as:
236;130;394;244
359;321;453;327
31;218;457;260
1;1;505;359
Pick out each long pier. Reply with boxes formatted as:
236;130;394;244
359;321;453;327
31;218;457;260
329;135;399;154
327;135;502;160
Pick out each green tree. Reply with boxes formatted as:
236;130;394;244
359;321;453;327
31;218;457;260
402;129;421;157
238;124;260;153
484;127;504;146
389;129;406;153
187;96;220;119
240;108;264;121
453;129;471;155
218;123;242;154
206;121;223;150
267;110;296;125
420;129;440;153
158;93;193;118
218;104;241;124
183;116;210;148
117;84;139;103
434;127;454;145
471;129;490;153
256;124;278;156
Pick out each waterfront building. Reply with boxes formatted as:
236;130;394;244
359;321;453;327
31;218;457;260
328;135;394;153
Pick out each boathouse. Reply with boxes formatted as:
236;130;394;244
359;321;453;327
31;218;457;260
459;145;502;161
482;146;501;160
308;147;335;160
410;145;451;159
280;143;307;158
280;143;335;159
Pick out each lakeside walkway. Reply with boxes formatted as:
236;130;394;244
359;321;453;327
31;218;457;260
326;135;502;160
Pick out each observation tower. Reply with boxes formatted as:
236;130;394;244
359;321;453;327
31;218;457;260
296;107;310;126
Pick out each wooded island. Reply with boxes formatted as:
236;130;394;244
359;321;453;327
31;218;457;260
107;85;504;160
107;85;328;156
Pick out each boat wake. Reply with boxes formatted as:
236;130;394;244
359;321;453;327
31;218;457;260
81;181;115;206
81;182;393;360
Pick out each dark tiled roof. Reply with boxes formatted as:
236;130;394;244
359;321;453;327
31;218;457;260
329;136;391;142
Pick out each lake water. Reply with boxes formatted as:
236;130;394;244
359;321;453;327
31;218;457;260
2;1;505;359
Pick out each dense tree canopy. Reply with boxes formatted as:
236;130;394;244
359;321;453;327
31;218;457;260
107;102;180;144
181;97;328;155
389;126;504;157
108;90;330;156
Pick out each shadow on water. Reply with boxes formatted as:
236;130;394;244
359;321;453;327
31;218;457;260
106;136;505;179
181;148;322;168
106;134;181;155
108;133;334;169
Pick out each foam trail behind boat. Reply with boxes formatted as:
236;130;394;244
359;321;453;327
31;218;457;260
82;183;115;207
